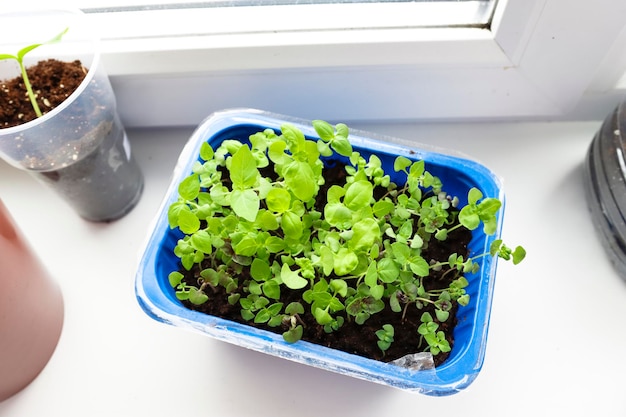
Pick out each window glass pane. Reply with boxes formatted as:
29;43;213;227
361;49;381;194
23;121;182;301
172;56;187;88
81;0;497;27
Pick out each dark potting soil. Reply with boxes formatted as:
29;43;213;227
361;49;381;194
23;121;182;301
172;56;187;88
177;165;473;366
0;59;86;128
0;59;144;221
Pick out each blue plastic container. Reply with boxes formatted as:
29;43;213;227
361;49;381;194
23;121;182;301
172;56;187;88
135;109;505;395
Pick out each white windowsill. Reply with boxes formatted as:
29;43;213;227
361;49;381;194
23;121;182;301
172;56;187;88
0;119;624;415
5;1;626;125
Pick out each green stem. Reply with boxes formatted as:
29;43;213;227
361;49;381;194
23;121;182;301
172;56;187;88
19;61;43;118
444;223;463;235
429;261;449;271
401;297;436;321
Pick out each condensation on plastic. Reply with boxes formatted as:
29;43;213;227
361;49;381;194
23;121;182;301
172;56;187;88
134;108;505;396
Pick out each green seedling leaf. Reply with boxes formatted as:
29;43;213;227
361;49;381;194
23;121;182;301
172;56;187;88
285;302;305;315
435;229;448;241
394;156;412;173
391;242;411;264
266;188;292;213
344;180;373;211
482;218;498;236
409;256;430;277
241;309;255;321
231;189;260;222
200;268;219;286
313;119;335;142
250;258;271;281
478;198;502;217
329;279;348;297
317;140;333;157
175;290;190;301
435;309;450;322
320;245;334;276
257;177;273;199
249;131;270;151
284;160;316;202
375;324;395;352
268;315;283;327
418;320;439;336
457;294;470;306
313;307;333;325
331;137;353;157
370;243;380;260
370;284;384;300
178;174;200;201
333;248;359;276
248;281;263;295
491;240;526;264
467;187;483;205
280;264;308;290
283;325;304;343
209;185;230;206
409;160;425;179
458;206;480;231
188;288;209;305
324;202;353;229
365;261;378;288
254;309;271;324
167;201;186;229
190;230;213;254
228;293;241;305
253;295;270;309
265;236;285;253
168;271;184;287
490;239;503;256
199;142;214;161
281;123;307;153
281;211;303;239
313;121;352;156
268;140;289;164
410;234;424;249
335;123;349;140
16;27;69;59
234;236;258;257
262;279;281;300
398;220;413;240
327;185;346;204
372;199;395;218
349;218;379;251
230;145;259;189
512;246;527;264
256;210;279;231
385;291;399;313
239;297;254;310
218;140;242;156
177;207;201;234
377;258;400;283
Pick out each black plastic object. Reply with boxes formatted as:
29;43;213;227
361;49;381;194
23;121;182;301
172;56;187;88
584;101;626;277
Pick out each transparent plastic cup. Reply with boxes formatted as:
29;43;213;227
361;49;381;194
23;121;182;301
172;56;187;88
0;9;143;221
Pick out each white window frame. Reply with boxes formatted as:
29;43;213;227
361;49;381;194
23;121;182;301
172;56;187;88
55;0;626;125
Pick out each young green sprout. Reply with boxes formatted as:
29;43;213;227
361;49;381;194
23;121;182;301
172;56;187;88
0;27;69;118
